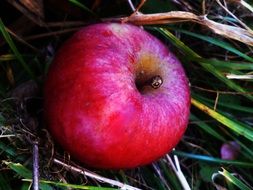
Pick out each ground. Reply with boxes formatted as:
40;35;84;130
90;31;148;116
0;0;253;190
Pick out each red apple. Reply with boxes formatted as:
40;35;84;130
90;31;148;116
44;23;190;169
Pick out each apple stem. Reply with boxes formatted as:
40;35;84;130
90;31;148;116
135;75;163;92
150;75;163;89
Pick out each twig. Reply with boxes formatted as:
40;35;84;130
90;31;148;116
53;158;141;190
32;140;39;190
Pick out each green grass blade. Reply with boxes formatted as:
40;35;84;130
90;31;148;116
140;167;167;190
0;113;5;124
196;58;253;71
3;162;53;190
21;183;31;190
0;142;17;157
176;29;253;62
158;161;182;190
197;63;253;101
4;162;32;179
219;168;252;190
191;98;253;142
173;151;253;167
190;114;226;141
191;94;253;160
117;171;128;184
0;173;12;190
158;28;200;58
158;28;253;101
192;94;253;131
23;179;117;190
0;18;35;79
192;93;253;113
68;0;96;16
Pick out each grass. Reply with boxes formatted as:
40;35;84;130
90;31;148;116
0;0;253;189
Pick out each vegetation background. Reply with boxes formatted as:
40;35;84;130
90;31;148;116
0;0;253;189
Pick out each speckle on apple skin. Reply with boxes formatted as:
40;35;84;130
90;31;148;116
44;23;191;169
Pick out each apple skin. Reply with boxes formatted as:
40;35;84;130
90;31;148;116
44;23;190;169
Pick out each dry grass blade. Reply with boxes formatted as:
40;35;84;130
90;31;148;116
53;159;141;190
118;11;253;46
6;0;45;26
201;17;253;46
231;0;253;13
166;154;191;190
191;98;253;141
24;27;81;41
216;0;252;31
225;74;253;79
121;11;200;24
241;0;253;12
6;28;38;51
19;0;44;18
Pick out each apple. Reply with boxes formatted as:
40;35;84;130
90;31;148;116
44;23;190;169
